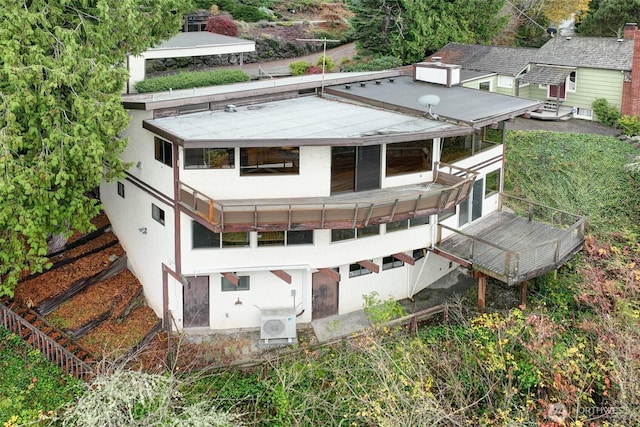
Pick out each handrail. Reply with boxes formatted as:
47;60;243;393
179;162;478;229
0;303;93;380
438;193;586;278
499;193;585;223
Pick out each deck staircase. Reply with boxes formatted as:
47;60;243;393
1;214;163;380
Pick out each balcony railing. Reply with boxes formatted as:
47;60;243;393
436;193;586;285
179;162;478;232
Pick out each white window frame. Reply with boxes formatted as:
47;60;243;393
566;71;577;93
497;75;513;88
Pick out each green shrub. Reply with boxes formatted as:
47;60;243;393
616;114;640;136
288;60;311;76
134;69;250;93
592;98;620;126
341;55;402;72
362;291;407;324
315;55;334;72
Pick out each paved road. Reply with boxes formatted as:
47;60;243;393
239;42;358;78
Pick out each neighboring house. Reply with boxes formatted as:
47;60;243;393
429;43;537;96
431;23;640;121
101;60;585;339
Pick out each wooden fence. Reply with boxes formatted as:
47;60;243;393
0;302;94;380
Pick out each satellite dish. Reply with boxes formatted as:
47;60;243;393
418;94;440;120
418;94;441;107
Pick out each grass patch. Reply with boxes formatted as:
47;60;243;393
0;327;81;426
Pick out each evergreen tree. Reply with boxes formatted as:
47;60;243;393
0;0;191;296
347;0;507;64
578;0;640;37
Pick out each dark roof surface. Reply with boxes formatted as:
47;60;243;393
534;36;633;70
430;43;537;76
326;75;542;127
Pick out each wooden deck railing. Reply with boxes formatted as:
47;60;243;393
437;194;586;284
179;162;478;232
0;303;93;380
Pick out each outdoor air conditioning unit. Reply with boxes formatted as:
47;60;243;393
260;308;297;344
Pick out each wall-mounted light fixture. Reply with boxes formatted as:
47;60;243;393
136;161;142;169
138;227;147;234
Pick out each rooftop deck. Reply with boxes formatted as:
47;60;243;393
435;194;586;285
179;163;477;232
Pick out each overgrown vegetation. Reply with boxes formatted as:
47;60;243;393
0;328;81;426
57;369;239;426
134;69;250;93
504;130;640;233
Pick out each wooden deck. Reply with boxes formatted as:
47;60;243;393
180;163;477;232
435;194;586;285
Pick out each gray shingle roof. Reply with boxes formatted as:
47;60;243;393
534;36;633;70
518;65;575;85
430;43;538;76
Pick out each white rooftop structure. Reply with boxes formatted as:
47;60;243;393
126;32;255;93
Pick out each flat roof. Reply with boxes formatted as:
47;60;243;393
144;95;470;147
325;76;542;127
148;31;254;51
139;32;255;60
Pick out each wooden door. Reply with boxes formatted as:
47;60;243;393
312;271;339;320
183;276;209;328
549;83;566;100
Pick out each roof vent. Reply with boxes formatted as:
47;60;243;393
431;56;442;63
224;104;237;113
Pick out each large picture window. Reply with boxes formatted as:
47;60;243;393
240;147;299;175
441;134;473;164
184;148;235;169
385;140;432;177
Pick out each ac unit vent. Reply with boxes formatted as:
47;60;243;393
260;308;297;344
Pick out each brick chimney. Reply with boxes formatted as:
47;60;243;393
621;23;640;117
624;23;638;39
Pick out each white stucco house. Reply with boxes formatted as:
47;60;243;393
101;58;586;340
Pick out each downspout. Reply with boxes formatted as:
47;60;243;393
173;143;181;276
407;215;437;298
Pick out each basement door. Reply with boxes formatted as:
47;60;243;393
331;146;381;193
183;276;210;328
312;271;339;320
